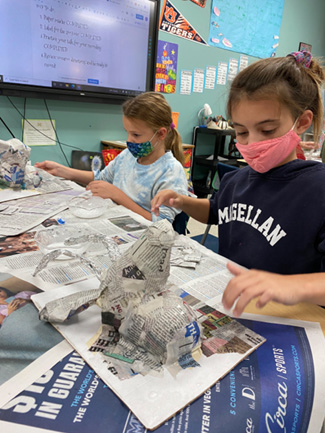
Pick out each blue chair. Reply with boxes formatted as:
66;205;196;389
200;162;239;245
173;211;190;235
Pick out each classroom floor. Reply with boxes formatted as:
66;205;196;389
187;217;218;238
187;217;219;254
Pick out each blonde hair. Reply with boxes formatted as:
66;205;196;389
122;92;184;165
227;53;325;142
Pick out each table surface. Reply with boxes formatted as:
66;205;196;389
246;299;325;334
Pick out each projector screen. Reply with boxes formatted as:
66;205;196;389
0;0;159;103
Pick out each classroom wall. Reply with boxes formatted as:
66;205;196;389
0;0;324;166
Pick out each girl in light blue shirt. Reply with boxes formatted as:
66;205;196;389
35;92;188;222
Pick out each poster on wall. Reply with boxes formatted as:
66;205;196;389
155;40;178;94
193;68;205;93
159;0;207;45
180;70;193;94
227;58;238;81
208;0;284;58
216;61;228;85
205;65;217;89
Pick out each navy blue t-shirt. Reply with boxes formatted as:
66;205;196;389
208;159;325;274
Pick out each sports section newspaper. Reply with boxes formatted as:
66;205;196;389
0;314;324;433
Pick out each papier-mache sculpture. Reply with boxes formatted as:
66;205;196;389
36;220;203;379
93;219;202;378
0;138;31;186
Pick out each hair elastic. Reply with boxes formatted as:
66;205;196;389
287;50;312;68
170;122;175;130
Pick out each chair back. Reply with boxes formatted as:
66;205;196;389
211;162;239;191
172;211;189;235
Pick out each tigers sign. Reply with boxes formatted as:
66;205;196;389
159;0;207;45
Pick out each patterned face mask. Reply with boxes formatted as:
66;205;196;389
127;132;158;158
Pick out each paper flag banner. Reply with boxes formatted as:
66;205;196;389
159;0;207;45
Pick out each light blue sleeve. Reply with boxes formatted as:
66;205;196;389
94;155;117;183
151;159;189;223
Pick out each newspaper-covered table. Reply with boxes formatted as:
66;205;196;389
0;202;232;307
0;167;85;236
0;206;149;288
0;168;76;203
0;187;84;237
0;313;324;433
0;200;324;431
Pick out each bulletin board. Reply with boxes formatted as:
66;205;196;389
208;0;285;58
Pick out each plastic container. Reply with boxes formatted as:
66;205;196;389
69;195;108;218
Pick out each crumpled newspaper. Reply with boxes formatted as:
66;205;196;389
170;236;202;268
0;138;31;186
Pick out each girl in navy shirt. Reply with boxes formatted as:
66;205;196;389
152;51;325;275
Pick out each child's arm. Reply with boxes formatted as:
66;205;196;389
222;262;325;317
34;161;94;185
151;190;210;224
86;181;152;220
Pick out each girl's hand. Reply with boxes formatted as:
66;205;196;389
151;190;183;216
34;161;66;177
86;181;119;200
222;262;302;317
7;298;25;314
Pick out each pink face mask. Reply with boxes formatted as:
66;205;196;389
235;122;301;173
